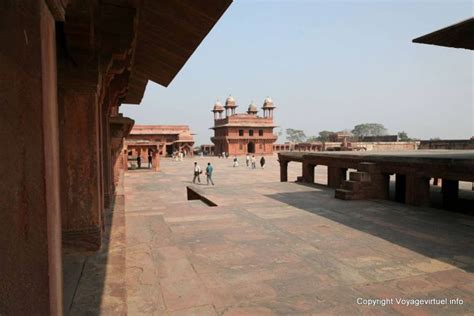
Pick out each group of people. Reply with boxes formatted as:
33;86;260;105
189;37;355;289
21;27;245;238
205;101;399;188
218;152;229;159
172;151;186;161
193;162;214;185
193;154;267;185
136;152;153;169
234;154;265;169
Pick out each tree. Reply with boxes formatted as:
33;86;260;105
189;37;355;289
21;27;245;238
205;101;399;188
307;136;319;143
286;128;306;143
317;130;335;142
275;127;284;141
351;123;388;137
397;131;409;141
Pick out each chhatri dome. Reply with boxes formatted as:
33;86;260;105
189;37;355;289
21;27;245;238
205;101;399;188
262;96;275;108
212;100;224;112
247;101;258;114
225;95;236;107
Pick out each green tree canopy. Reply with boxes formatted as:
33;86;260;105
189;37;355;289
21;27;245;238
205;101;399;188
286;128;306;143
397;131;409;141
351;123;388;137
317;130;335;142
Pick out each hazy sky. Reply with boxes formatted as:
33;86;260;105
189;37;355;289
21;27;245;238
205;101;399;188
122;0;473;145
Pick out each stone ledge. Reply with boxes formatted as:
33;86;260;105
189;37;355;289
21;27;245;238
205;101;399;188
186;186;218;207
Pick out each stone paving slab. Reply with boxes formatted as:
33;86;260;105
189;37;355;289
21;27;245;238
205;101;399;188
124;155;474;315
66;196;128;315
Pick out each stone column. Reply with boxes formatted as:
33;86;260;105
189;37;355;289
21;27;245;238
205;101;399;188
371;173;390;200
153;151;160;171
405;175;430;207
123;149;129;170
0;1;63;314
442;179;459;209
328;167;347;188
303;162;316;183
280;160;289;182
395;174;406;203
101;105;111;208
58;67;103;251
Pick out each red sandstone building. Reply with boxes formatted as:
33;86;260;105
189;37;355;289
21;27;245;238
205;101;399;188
211;96;278;155
126;125;195;157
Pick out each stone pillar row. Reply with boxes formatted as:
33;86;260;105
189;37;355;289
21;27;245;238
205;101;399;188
56;0;136;252
0;2;63;314
58;69;104;250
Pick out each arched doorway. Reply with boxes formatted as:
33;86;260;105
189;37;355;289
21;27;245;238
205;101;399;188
247;141;255;153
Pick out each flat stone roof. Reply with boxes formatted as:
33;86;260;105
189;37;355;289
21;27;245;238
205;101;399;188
280;150;474;163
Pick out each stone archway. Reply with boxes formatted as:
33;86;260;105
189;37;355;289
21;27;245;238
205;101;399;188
247;141;255;153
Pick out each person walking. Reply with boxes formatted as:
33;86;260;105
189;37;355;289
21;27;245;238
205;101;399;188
206;162;215;185
251;155;256;169
233;156;239;167
148;152;153;168
246;154;250;167
260;156;266;169
193;162;202;184
137;155;141;169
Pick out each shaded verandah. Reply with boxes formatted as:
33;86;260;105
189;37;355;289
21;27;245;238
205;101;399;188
0;1;232;314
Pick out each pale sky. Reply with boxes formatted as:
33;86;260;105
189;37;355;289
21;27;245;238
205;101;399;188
122;0;473;145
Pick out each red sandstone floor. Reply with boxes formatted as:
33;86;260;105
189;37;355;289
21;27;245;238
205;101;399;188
66;155;474;315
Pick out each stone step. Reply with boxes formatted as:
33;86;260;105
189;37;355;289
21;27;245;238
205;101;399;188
349;171;371;182
335;189;354;200
342;180;364;191
358;162;378;173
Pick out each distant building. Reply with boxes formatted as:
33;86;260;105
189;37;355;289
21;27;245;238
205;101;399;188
126;125;195;157
329;130;353;142
200;144;215;155
210;96;278;155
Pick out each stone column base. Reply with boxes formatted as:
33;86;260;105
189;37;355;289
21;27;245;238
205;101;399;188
62;226;102;252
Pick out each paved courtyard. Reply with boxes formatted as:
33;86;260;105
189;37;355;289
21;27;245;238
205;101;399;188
121;155;474;315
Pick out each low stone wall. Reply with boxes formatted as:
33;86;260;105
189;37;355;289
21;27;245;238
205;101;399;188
419;140;474;150
349;141;419;151
285;142;419;152
274;142;419;152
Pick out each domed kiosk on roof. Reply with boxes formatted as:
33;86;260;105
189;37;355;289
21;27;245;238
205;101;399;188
224;95;237;116
213;100;223;109
212;100;224;119
263;97;274;107
247;101;258;115
225;95;236;106
262;97;276;118
210;95;278;156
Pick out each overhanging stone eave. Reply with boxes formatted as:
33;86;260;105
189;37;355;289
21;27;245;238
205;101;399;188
124;0;233;104
412;17;474;50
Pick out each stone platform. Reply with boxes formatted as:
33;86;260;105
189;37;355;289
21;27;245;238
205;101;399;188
67;155;474;315
279;150;474;209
